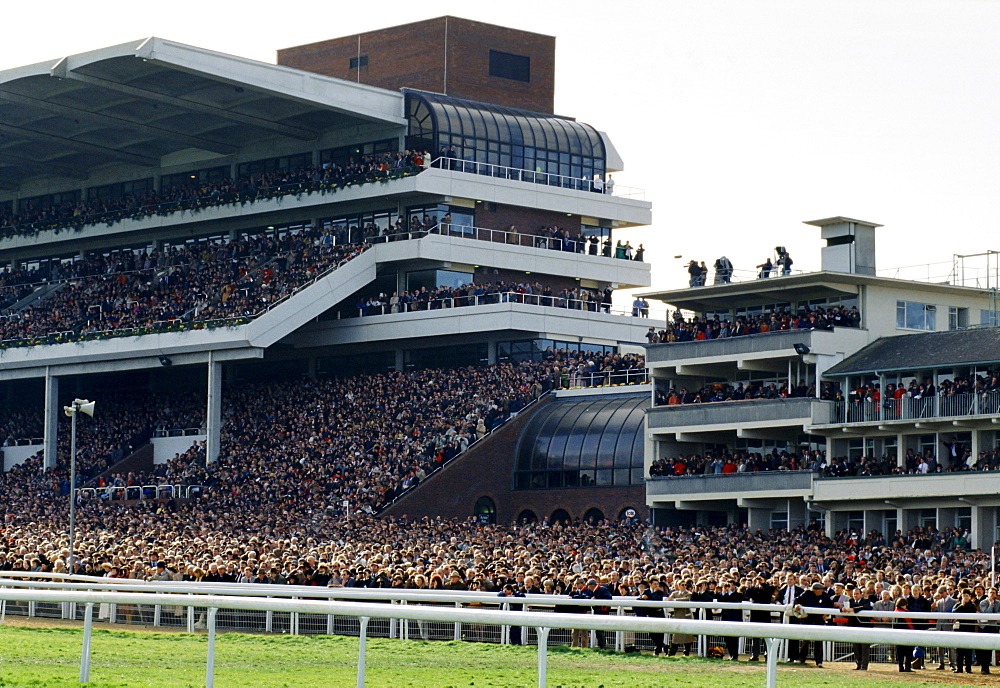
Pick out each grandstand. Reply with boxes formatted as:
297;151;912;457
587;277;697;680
643;217;1000;550
7;18;1000;680
0;20;653;534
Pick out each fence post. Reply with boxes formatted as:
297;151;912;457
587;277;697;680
697;607;706;657
206;607;218;688
187;605;194;633
536;626;550;688
615;606;624;652
357;616;370;688
154;604;161;627
80;601;94;683
454;602;462;641
502;602;510;644
764;637;778;688
389;600;397;639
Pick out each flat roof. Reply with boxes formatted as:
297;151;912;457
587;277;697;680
639;271;988;311
803;216;883;229
0;38;406;190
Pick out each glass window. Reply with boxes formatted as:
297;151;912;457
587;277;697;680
489;50;531;82
896;301;936;330
982;310;1000;327
162;166;228;190
949;307;968;330
405;91;605;179
349;55;368;70
514;394;645;489
405;269;474;292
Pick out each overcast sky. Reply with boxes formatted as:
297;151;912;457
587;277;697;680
3;0;999;290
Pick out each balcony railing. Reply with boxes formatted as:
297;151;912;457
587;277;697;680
836;392;1000;424
350;290;664;321
429;157;645;199
648;397;834;428
646;470;815;496
75;484;203;502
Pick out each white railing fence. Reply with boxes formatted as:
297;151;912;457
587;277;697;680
5;577;1000;688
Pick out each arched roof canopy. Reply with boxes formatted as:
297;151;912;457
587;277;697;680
405;90;606;181
515;393;646;490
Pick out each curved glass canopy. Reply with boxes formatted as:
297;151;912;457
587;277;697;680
406;90;606;182
514;394;646;489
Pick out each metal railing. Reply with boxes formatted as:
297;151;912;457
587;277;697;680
429;157;644;200
73;484;203;502
2;437;43;446
152;427;204;438
838;391;1000;424
4;577;1000;688
351;290;662;320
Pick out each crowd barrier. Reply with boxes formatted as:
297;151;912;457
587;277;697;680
4;575;1000;687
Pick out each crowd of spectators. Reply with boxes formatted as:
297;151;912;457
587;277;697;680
1;510;995;662
649;442;1000;480
654;380;840;407
545;350;647;388
0;224;365;347
649;449;828;477
646;305;860;344
0;152;427;241
2;359;1000;666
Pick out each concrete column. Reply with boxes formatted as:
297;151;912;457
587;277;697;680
863;510;880;537
306;357;317;379
825;511;842;539
747;507;771;532
970;506;995;551
43;369;59;470
829;437;849;460
972;430;982;465
788;499;807;530
900;508;919;533
206;355;222;464
937;507;958;532
394;350;405;372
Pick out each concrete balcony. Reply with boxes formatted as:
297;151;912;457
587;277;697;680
646;471;816;510
646;397;836;442
646;327;870;378
813;471;1000;508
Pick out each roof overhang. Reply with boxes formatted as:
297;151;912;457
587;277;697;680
0;38;406;189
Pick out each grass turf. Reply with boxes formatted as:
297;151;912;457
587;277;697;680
0;625;966;687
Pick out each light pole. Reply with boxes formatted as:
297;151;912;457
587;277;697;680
63;398;95;573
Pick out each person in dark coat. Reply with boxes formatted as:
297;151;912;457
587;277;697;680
745;573;776;661
894;597;917;672
793;582;834;666
717;579;744;661
844;586;873;670
636;579;666;655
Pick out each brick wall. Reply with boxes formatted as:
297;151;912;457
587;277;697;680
277;16;555;114
381;396;648;524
